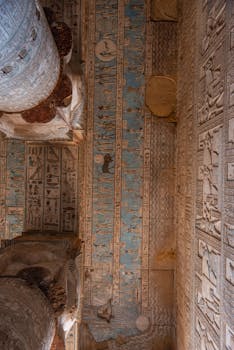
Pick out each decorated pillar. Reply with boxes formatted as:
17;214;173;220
0;0;84;142
0;233;81;350
0;0;60;112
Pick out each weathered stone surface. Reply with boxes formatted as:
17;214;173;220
0;278;55;350
0;0;60;112
145;76;176;117
0;232;81;348
177;1;234;350
151;0;177;22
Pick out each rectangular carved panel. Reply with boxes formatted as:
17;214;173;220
196;240;220;334
25;143;78;233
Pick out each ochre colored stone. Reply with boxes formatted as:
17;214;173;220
146;76;176;117
151;0;177;21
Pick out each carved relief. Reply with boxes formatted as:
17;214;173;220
229;83;234;107
224;223;234;248
198;54;224;125
227;163;234;180
196;317;218;350
0;138;6;238
201;2;225;55
226;324;234;350
197;240;220;333
26;144;78;233
226;258;234;285
228;118;234;142
196;126;222;237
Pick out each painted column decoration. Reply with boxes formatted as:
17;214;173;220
0;0;60;112
0;0;84;142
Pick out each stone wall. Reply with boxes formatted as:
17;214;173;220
176;0;234;349
176;0;197;348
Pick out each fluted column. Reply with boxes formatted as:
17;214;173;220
0;0;60;112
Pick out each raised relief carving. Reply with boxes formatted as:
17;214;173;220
230;28;234;50
196;317;218;350
26;144;78;233
226;324;234;350
197;240;220;333
229;83;234;107
228;118;234;142
196;126;222;237
198;56;224;125
224;223;234;248
201;2;225;55
227;163;234;180
226;258;234;285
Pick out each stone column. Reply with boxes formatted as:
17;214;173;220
0;233;81;350
0;278;55;350
0;0;60;112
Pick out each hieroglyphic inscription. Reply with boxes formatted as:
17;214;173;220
198;51;224;125
176;1;197;349
44;146;61;231
226;324;234;350
224;223;234;248
196;317;218;350
196;126;223;238
228;118;234;143
227;163;234;180
226;258;234;285
26;145;44;231
26;143;78;233
61;147;78;232
201;1;225;55
112;0;124;306
196;240;220;333
141;0;152;311
0;137;6;239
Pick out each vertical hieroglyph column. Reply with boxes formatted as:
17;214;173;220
0;0;60;112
